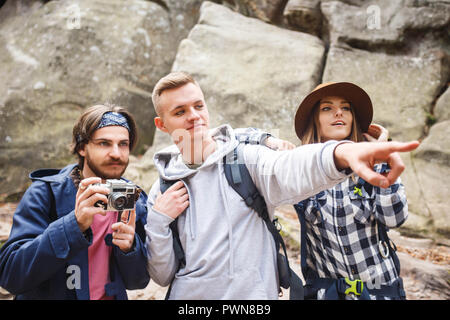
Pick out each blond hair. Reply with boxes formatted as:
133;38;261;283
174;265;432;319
152;71;198;117
300;102;364;145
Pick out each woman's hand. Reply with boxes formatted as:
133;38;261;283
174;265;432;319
265;136;296;151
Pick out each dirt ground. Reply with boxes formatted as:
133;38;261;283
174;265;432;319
1;202;449;300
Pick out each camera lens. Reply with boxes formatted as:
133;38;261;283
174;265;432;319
110;193;127;210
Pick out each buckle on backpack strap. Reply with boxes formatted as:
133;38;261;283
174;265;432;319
273;218;282;231
379;241;390;258
344;278;364;296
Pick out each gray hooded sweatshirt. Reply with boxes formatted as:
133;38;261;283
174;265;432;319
145;125;349;299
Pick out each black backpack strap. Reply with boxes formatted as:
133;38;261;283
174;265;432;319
159;177;186;300
377;221;401;275
294;201;312;280
357;171;401;276
223;144;304;300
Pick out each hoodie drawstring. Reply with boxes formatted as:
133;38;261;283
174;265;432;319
183;181;196;241
219;163;234;278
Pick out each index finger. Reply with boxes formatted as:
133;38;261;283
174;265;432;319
77;177;102;194
378;141;420;155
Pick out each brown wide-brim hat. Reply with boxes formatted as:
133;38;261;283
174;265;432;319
294;82;373;140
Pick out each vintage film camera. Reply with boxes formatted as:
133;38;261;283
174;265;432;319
92;179;138;213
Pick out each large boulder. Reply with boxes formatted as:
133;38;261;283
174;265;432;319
132;1;326;192
320;0;450;46
219;0;287;23
0;0;206;196
170;1;324;143
408;121;450;236
0;0;448;240
283;0;322;36
317;0;450;238
322;44;449;237
322;45;446;141
435;86;450;122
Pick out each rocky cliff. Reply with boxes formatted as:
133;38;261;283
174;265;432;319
0;0;449;240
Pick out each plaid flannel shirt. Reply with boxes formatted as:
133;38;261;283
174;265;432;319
295;165;408;299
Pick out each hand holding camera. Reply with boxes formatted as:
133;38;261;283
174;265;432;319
75;177;110;232
75;178;139;252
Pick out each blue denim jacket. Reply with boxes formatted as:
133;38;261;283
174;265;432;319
0;164;150;299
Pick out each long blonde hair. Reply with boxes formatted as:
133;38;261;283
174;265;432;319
300;101;364;145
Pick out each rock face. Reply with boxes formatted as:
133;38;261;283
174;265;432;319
409;121;450;235
323;45;445;141
156;1;325;148
435;87;450;122
320;0;450;46
0;0;204;195
284;0;322;36
282;0;450;239
0;0;163;194
0;0;449;239
134;0;326;193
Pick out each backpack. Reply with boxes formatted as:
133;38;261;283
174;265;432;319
159;144;304;300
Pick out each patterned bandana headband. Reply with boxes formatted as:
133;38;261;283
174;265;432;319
96;111;130;132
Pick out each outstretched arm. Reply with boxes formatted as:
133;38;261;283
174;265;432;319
243;140;419;216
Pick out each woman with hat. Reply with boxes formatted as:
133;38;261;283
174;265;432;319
293;82;408;300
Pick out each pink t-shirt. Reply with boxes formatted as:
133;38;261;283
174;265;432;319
88;211;118;300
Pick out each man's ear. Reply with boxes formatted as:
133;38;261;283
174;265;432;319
78;144;86;157
154;117;168;133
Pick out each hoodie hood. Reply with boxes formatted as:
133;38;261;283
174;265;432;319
29;164;77;183
153;124;239;180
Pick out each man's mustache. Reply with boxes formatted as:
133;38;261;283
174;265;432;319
104;160;127;166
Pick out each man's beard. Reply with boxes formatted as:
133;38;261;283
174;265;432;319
84;153;129;179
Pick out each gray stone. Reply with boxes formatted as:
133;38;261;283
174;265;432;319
220;0;286;23
435;86;450;122
415;120;450;166
283;0;322;36
410;121;450;235
321;0;450;46
323;45;446;141
172;1;325;144
0;0;182;195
